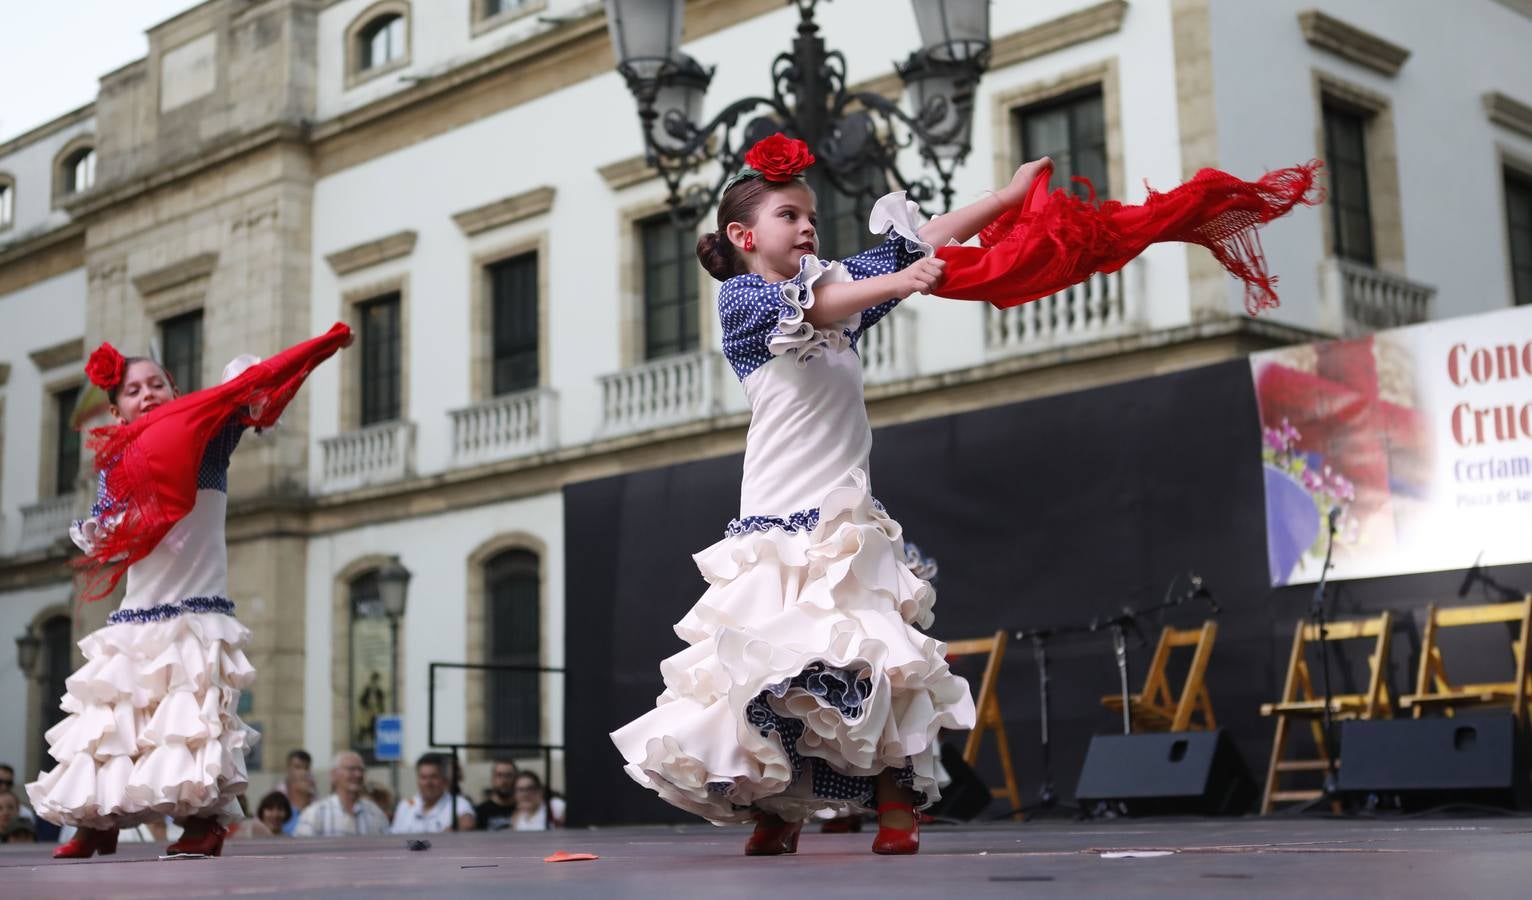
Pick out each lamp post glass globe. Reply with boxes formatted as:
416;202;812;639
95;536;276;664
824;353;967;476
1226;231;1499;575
377;556;411;620
15;625;41;676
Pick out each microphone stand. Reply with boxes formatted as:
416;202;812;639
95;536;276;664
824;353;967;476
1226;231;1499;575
1012;625;1087;816
1311;507;1342;799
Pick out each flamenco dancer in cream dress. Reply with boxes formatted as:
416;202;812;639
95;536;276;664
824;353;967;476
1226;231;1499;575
27;324;351;859
612;136;1055;855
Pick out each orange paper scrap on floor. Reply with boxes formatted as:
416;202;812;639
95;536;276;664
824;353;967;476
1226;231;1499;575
544;851;600;863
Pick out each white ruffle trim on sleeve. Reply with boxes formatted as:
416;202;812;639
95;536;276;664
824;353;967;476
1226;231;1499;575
765;255;862;366
867;191;938;256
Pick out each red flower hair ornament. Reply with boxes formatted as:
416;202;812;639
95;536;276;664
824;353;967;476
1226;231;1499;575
723;134;816;193
86;342;126;392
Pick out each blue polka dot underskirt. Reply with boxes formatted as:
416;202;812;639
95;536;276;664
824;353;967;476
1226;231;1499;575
707;662;920;808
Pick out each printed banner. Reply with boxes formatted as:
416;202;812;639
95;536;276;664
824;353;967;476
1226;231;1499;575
1251;305;1532;586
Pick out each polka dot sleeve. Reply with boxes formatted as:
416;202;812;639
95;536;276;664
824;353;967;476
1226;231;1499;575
717;257;858;380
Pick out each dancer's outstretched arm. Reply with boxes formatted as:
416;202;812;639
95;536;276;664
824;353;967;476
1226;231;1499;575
805;258;946;327
917;157;1052;248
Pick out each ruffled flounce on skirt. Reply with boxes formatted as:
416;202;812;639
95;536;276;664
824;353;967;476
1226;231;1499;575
25;612;258;829
610;470;976;824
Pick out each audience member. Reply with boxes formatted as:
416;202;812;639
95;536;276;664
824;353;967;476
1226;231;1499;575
509;772;565;831
276;749;313;796
256;791;293;837
283;770;317;835
293;751;389;837
391;753;475;833
474;759;520;831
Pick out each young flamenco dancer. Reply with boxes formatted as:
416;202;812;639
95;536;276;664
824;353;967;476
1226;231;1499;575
611;133;1318;856
27;323;353;859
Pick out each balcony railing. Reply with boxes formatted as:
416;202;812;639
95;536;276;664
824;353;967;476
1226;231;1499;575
19;493;76;552
1322;257;1434;336
319;420;416;493
984;263;1141;357
450;387;559;466
861;304;918;385
597;349;725;439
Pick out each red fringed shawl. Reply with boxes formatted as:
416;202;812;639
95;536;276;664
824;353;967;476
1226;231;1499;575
78;323;352;600
934;161;1324;315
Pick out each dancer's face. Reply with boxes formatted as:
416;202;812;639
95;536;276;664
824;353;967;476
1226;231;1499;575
742;183;818;282
111;360;177;424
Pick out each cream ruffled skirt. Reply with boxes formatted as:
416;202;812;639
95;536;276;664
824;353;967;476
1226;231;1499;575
26;611;257;829
611;471;976;824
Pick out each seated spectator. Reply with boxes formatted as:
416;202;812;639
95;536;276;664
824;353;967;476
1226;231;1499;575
3;817;35;844
391;753;475;833
0;766;33;822
294;751;390;837
474;759;519;831
276;749;313;797
0;792;29;843
509;772;565;831
283;770;317;835
256;791;293;837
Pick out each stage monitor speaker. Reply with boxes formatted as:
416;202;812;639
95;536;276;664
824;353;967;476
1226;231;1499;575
927;741;993;821
1074;729;1256;815
1336;715;1528;808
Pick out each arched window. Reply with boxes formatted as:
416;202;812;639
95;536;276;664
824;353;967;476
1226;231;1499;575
36;615;72;771
52;136;97;206
485;548;540;746
67;148;96;194
360;14;405;70
0;174;14;230
348;570;393;762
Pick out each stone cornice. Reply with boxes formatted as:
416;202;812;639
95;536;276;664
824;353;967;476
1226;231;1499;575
0;220;84;269
451;185;556;236
597;154;659;191
131;251;219;297
324;229;418;275
1297;9;1410;77
28;337;85;372
62;122;308;221
991;0;1128;70
1484;91;1532;140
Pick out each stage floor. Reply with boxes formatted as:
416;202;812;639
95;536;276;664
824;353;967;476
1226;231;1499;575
3;815;1529;898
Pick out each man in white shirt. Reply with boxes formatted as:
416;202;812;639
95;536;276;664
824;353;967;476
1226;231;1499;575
294;750;390;837
392;752;476;833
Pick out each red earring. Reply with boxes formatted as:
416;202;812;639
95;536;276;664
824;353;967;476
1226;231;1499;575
743;232;754;252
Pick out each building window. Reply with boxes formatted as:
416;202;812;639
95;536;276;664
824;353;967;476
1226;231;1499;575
485;549;540;746
359;13;406;71
640;215;699;360
64;148;96;195
481;0;528;18
1323;103;1375;265
52;385;81;497
348;571;393;764
0;177;13;229
36;615;72;774
159;310;203;394
1016;88;1108;200
489;252;539;394
358;293;402;426
1507;167;1532;307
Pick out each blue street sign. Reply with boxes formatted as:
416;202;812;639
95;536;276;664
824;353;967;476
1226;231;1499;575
375;715;403;762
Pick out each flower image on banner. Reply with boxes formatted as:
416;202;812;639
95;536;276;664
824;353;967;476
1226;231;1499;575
1250;306;1532;586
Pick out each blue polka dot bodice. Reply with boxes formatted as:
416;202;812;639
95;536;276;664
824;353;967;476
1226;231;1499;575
718;234;927;381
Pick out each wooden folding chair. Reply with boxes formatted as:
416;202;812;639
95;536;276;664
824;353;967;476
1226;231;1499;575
945;630;1022;814
1099;620;1218;732
1401;596;1532;724
1258;612;1394;814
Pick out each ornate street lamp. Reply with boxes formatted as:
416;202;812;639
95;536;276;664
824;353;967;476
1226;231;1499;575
606;0;991;226
15;625;41;678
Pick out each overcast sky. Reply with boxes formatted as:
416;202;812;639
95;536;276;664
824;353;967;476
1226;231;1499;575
1;0;199;143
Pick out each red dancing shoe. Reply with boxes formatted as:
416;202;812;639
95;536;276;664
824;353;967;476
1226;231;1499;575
166;817;227;857
744;817;802;856
54;827;119;859
871;802;919;855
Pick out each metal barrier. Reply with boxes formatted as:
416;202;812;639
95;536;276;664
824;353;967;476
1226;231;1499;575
428;661;566;831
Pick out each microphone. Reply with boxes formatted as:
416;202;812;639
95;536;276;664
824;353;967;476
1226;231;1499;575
1327;505;1342;534
1189;573;1220;614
